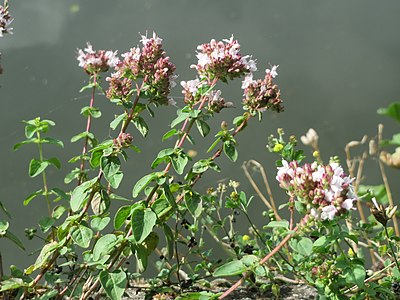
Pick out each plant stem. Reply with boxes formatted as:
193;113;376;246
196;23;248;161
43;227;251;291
242;160;281;220
36;131;52;219
219;224;300;299
378;124;399;236
384;225;400;271
79;74;98;184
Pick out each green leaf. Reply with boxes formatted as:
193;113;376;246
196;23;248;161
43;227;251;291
70;179;96;212
25;124;37;139
176;292;217;300
90;149;103;168
51;188;69;202
71;225;93;248
162;129;178;141
163;224;174;259
91;216;110;231
185;193;203;219
196;119;210;137
223;141;238;162
26;241;59;274
152;197;172;219
46;157;61;169
132;173;157;198
29;159;49;177
79;82;95;93
207;137;221;153
39;217;55;233
312;236;330;252
92;234;118;261
344;264;365;288
162;183;178;210
132;116;149;137
91;190;111;216
71;131;94;143
291;237;313;256
114;205;132;230
157;148;175;158
0;200;11;219
13;138;35;150
192;159;209;173
265;220;289;229
41;137;64;148
151;157;167;169
130;207;157;244
357;184;389;205
99;270;127;300
241;255;259;267
377;102;400;123
81;106;102;118
213;260;246;277
0;278;26;292
34;290;59;300
64;168;81;184
171;110;189;128
23;189;43;206
110;113;126;130
101;156;122;188
171;153;188;175
52;205;66;219
134;244;148;272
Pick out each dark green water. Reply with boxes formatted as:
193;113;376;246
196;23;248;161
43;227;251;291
1;0;400;271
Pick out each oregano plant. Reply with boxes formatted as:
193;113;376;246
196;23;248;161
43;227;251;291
0;16;399;300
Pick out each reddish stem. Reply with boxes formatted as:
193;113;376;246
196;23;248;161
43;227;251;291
219;225;300;299
79;74;97;184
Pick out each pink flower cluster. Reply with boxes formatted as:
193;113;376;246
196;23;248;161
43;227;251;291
241;66;283;113
191;35;256;82
0;3;13;74
276;160;357;220
180;79;232;113
106;32;177;106
0;4;13;37
77;43;119;74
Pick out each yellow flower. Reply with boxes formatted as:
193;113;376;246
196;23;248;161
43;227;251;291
273;143;283;152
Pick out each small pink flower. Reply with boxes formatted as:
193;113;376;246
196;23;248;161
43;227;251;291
140;31;163;46
321;205;337;220
241;73;255;89
312;166;325;182
342;198;356;211
0;5;13;37
181;79;201;96
77;42;119;74
266;65;279;78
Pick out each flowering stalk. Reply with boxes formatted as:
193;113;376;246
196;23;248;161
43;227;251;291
0;0;13;74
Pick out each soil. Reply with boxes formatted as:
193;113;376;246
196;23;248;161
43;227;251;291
121;280;318;300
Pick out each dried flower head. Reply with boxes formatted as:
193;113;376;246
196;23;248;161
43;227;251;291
370;197;397;226
301;128;319;149
380;147;400;169
276;160;356;220
77;42;119;74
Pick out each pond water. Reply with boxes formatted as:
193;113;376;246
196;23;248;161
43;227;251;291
1;0;400;271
